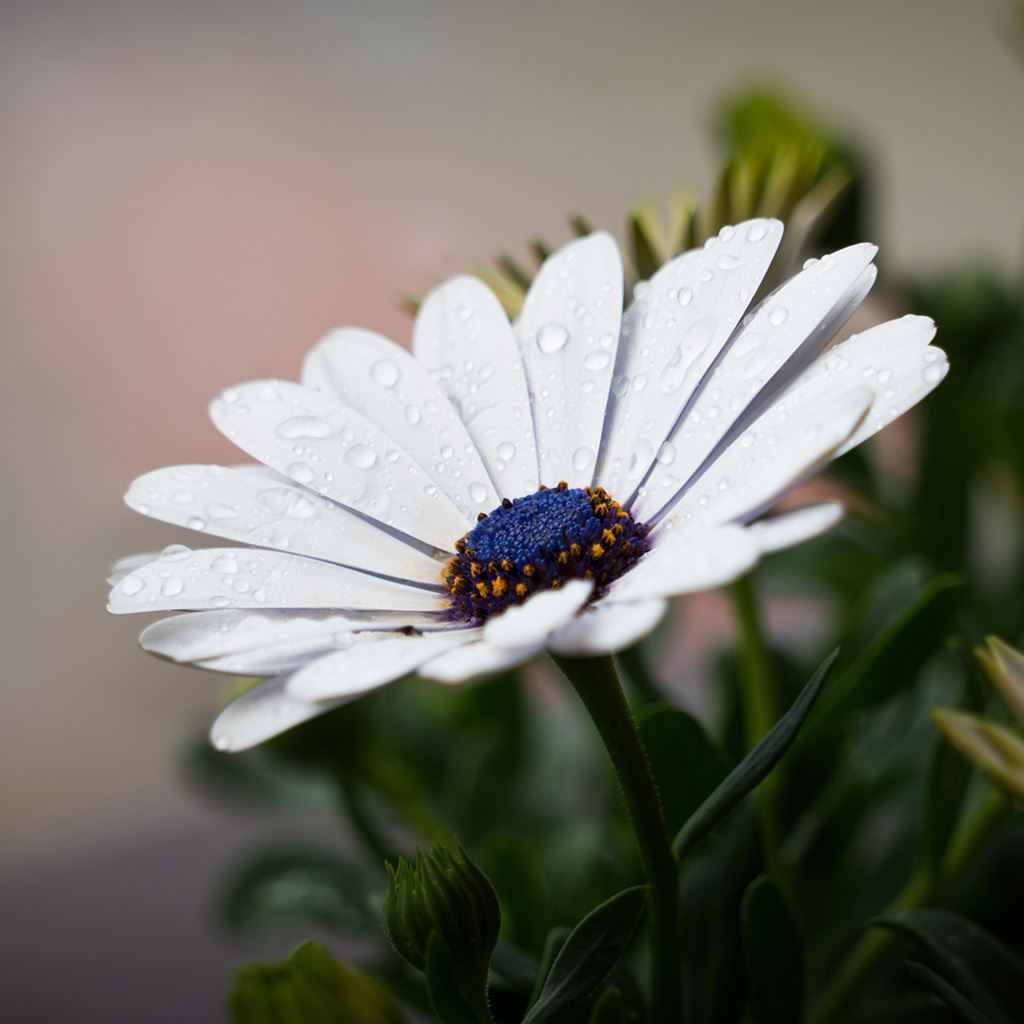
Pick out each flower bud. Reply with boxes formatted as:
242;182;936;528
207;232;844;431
382;838;501;984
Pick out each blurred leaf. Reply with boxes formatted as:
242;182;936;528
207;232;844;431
681;808;760;1024
523;887;647;1024
741;875;804;1024
589;984;629;1024
221;846;379;935
230;940;403;1024
918;732;974;881
527;927;571;1011
810;573;962;734
628;205;667;280
637;705;729;836
481;833;553;955
904;962;989;1024
672;649;838;861
875;909;1024;1024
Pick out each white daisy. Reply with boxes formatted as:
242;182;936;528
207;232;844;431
109;220;947;752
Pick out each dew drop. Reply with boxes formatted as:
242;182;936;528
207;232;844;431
344;444;377;470
207;503;238;520
656;442;677;465
287;462;315;485
536;322;569;354
277;415;332;439
923;365;944;383
172;490;195;505
121;574;145;596
583;351;611;372
768;306;789;327
468;481;488;503
440;444;454;459
186;516;206;531
746;223;767;242
213;733;231;751
572;446;594;471
371;359;400;388
212;555;239;575
405;404;421;425
160;578;184;598
209;595;231;609
497;442;516;461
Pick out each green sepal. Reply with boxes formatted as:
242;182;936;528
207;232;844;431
425;931;489;1024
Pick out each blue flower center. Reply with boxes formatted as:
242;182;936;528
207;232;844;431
443;482;651;622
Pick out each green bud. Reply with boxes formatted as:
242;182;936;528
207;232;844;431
382;838;501;985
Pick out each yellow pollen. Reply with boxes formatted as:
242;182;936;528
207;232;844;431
591;543;605;559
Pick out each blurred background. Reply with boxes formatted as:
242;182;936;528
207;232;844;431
1;3;1022;1021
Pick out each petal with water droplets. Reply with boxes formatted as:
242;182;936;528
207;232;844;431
634;243;877;521
414;275;539;498
126;464;445;585
515;233;623;487
210;379;468;550
107;546;447;615
746;502;844;554
303;327;499;515
597;219;783;497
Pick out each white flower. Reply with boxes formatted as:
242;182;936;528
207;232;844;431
109;221;947;752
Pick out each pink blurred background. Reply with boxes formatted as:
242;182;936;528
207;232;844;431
1;3;1021;1020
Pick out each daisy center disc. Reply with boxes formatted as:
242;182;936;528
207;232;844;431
443;481;651;622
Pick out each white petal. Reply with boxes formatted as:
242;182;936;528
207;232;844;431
414;275;539;497
483;578;594;648
125;464;445;585
419;639;541;683
660;387;873;530
210;379;467;550
210;674;348;753
548;598;667;655
820;317;947;456
633;243;877;521
140;608;450;675
287;630;476;701
603;526;759;604
746;502;844;554
596;219;783;496
107;551;159;586
107;545;447;615
302;328;499;514
515;233;623;487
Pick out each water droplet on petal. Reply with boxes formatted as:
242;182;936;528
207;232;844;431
344;444;376;470
277;415;332;439
468;481;488;503
212;555;238;574
405;404;421;425
287;462;315;485
121;575;145;596
536;322;569;354
497;442;516;461
583;351;611;372
160;578;184;598
371;359;400;388
656;442;677;465
768;306;788;327
572;446;594;471
746;223;767;242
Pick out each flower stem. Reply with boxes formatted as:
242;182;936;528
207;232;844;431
553;654;680;1023
809;787;1006;1022
731;575;785;881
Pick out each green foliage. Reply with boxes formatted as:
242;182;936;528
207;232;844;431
523;887;647;1024
230;940;404;1024
741;875;804;1024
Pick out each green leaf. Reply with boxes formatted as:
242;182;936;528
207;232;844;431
425;931;487;1024
527;926;571;1010
875;909;1024;1024
809;574;961;734
672;649;838;861
919;731;974;880
681;809;759;1024
637;706;729;836
589;985;628;1024
221;846;378;935
230;940;404;1024
741;875;803;1024
904;962;991;1024
523;887;647;1024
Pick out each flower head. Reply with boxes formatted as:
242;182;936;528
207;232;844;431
109;220;947;751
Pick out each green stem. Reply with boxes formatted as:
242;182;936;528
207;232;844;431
732;575;784;880
553;654;680;1024
809;788;1006;1023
